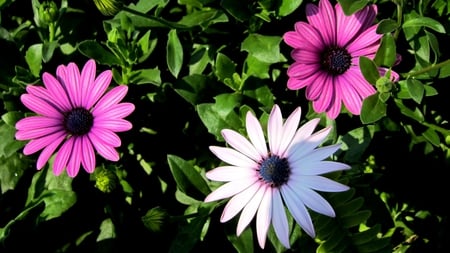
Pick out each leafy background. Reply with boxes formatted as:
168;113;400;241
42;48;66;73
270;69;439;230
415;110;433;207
0;0;449;252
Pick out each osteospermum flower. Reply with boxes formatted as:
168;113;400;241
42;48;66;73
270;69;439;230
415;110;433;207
283;0;399;119
15;59;135;178
204;104;350;249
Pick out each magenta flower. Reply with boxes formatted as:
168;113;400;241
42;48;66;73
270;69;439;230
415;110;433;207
283;0;399;119
204;104;350;249
15;59;135;178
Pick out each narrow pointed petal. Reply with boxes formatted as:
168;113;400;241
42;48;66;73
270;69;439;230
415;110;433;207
206;166;258;182
93;85;128;113
204;178;258;202
20;94;61;118
293;175;350;192
271;189;290;248
295;186;336;217
15;126;64;141
292;161;351;176
53;137;74;176
236;185;267;236
85;70;112;109
93;102;135;119
36;134;65;170
88;132;119;161
347;25;381;55
65;62;82;107
80;59;96;107
278;107;301;157
221;129;262;161
288;118;320;149
281;185;315;237
220;182;260;222
41;74;71;111
335;75;363;115
15;116;62;131
287;127;332;164
306;0;336;45
94;119;133;132
209;146;258;168
267;105;283;155
246;111;268;157
23;131;66;155
300;144;341;163
336;4;377;47
81;136;96;173
66;137;82;177
256;186;272;249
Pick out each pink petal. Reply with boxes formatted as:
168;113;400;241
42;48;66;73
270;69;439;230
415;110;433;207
93;102;135;119
326;88;342;119
23;131;66;155
66;137;82;177
15;126;64;140
88;131;119;161
271;189;290;248
293;22;325;50
81;136;96;173
206;166;258;182
246;111;268;157
92;85;128;113
65;62;82;107
309;75;334;112
20;94;61;118
85;70;112;109
80;59;96;107
306;0;336;45
15;116;62;131
209;146;258;168
36;134;66;170
304;72;328;101
42;72;72;111
220;182;261;222
347;25;382;56
89;127;121;147
53;137;74;176
287;62;321;80
93;119;133;132
336;75;363;115
336;3;377;47
291;48;321;63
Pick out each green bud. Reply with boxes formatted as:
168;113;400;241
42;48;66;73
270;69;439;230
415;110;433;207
93;0;124;16
107;28;120;44
141;207;168;232
446;135;450;146
38;1;59;27
95;168;118;193
376;76;393;93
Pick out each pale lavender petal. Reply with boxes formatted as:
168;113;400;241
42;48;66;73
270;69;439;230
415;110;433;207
81;136;96;173
23;131;66;155
20;94;61;118
288;118;320;149
281;185;315;237
88;132;119;161
256;186;272;249
291;175;350;192
15;126;64;140
271;189;290;248
94;119;133;132
267;105;283;155
209;146;258;168
204;177;259;202
53;137;74;176
15;116;62;131
236;184;267;236
41;74;72;111
246;111;268;157
206;166;258;182
291;161;351;176
85;70;112;109
306;0;336;45
36;134;65;170
220;182;261;222
93;103;135;119
80;59;96;107
221;129;262;161
278;107;301;157
66;137;82;177
92;85;128;113
300;143;341;163
287;127;332;165
294;186;335;217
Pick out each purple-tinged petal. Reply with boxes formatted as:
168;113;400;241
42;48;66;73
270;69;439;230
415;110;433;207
336;3;377;47
291;161;350;176
204;177;258;202
345;67;377;99
256;186;272;249
15;126;64;141
80;59;96;107
93;119;133;132
93;102;135;119
65;62;82;107
236;184;267;236
281;185;315;237
209;146;258;168
294;186;335;217
305;72;329;101
287;62;321;80
88;132;119;161
283;31;303;48
36;134;65;170
268;105;283;155
293;22;325;50
42;73;72;111
246;111;268;157
88;127;121;147
53;137;74;176
347;25;382;56
206;166;258;182
220;182;261;222
221;129;262;161
23;131;66;155
66;137;82;177
335;75;363;115
85;70;112;109
271;189;290;248
291;175;349;192
278;107;301;157
81;136;96;173
15;116;62;131
300;143;341;163
287;127;332;165
306;0;336;45
92;85;128;113
20;94;61;118
288;118;320;149
291;48;321;63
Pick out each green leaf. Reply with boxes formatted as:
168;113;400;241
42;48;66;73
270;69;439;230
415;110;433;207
277;0;303;17
128;68;161;85
42;41;58;63
78;40;121;66
227;225;254;253
406;79;425;104
337;126;375;163
374;33;397;67
241;34;286;64
173;74;208;105
338;0;369;15
359;56;380;85
166;29;184;78
360;93;387;124
25;43;43;77
422;128;440;146
340;210;372;228
376;18;399;34
167;154;210;197
402;17;446;33
220;0;251;22
394;99;425;122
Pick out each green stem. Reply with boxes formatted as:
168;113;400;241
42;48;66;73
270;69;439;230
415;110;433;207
393;0;403;41
421;121;450;136
48;22;55;42
403;59;450;78
122;6;187;30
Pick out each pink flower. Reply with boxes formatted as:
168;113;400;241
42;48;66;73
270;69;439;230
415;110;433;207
204;104;350;249
283;0;398;119
15;59;135;177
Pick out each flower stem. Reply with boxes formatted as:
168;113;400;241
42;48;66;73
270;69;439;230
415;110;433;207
421;121;450;137
393;0;403;41
403;59;450;78
122;6;187;30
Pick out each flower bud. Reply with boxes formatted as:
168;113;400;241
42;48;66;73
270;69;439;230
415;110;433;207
94;168;118;193
38;1;59;27
141;207;168;232
93;0;124;16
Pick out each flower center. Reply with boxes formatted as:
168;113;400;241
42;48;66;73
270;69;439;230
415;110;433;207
258;155;290;187
320;47;352;75
64;108;94;136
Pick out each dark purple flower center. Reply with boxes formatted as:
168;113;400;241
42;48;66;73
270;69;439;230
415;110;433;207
258;155;290;187
64;108;94;136
321;47;352;75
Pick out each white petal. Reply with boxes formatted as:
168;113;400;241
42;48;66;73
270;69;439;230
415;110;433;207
295;186;335;217
299;144;341;163
206;166;258;182
291;161;351;176
246;110;268;156
256;186;272;249
220;182;261;222
204;177;258;202
268;105;283;155
290;175;350;192
236;184;267;236
287;127;332;163
280;185;316;238
271;189;290;248
222;129;262;161
290;118;321;145
278;107;301;157
209;146;258;168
